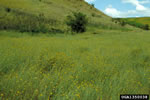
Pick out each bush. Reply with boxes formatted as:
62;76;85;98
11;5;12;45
66;12;88;33
5;8;11;12
91;3;95;8
112;18;126;26
91;13;96;17
120;20;126;26
144;24;149;30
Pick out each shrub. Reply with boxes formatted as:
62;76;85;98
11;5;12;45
112;18;126;26
66;12;88;33
112;18;119;23
91;3;95;8
120;20;126;26
5;8;11;12
144;24;149;30
91;13;96;17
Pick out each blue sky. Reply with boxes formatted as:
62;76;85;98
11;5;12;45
85;0;150;18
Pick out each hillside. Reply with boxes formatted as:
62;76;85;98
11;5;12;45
123;17;150;26
120;17;150;30
0;0;133;33
0;0;107;20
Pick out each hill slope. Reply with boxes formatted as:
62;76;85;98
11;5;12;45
121;17;150;30
0;0;108;20
0;0;132;33
123;17;150;26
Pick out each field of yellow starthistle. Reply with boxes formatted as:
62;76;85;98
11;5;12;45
0;31;149;100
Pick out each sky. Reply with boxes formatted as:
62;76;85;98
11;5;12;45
85;0;150;18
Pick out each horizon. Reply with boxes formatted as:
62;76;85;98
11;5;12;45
85;0;150;18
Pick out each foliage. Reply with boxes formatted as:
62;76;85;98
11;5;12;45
121;17;150;30
66;12;88;33
126;21;148;30
91;3;95;8
0;8;64;33
91;13;96;17
112;18;126;26
113;18;149;30
5;7;11;12
144;24;149;30
120;20;126;26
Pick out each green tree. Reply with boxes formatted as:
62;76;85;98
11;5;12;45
66;12;88;33
120;21;126;26
91;3;95;7
144;24;149;30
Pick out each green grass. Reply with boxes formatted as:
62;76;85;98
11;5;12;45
0;30;150;100
122;17;150;28
123;17;150;25
0;0;135;33
0;0;107;20
0;0;149;100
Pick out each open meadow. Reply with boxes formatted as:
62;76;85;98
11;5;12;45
0;0;150;99
0;30;150;100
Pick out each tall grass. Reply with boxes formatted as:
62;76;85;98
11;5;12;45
0;30;149;100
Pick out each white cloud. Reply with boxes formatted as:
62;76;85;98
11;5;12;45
136;4;147;11
139;0;150;4
104;0;150;18
104;5;150;18
122;0;148;11
104;5;122;17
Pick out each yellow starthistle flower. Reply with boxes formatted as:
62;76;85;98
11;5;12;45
1;93;4;97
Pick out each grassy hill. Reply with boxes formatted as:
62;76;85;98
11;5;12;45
0;0;150;100
0;0;135;33
118;17;150;30
123;17;150;26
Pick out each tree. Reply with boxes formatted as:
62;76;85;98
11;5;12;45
91;3;95;8
66;12;88;33
144;24;149;30
120;21;126;26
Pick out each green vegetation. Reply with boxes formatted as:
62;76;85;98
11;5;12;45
117;17;150;30
122;17;150;26
91;3;95;8
66;12;88;33
0;30;150;100
0;0;134;33
0;7;62;33
123;20;149;30
0;0;150;100
145;24;149;30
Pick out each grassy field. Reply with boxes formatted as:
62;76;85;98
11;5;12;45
0;30;150;100
0;0;150;100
